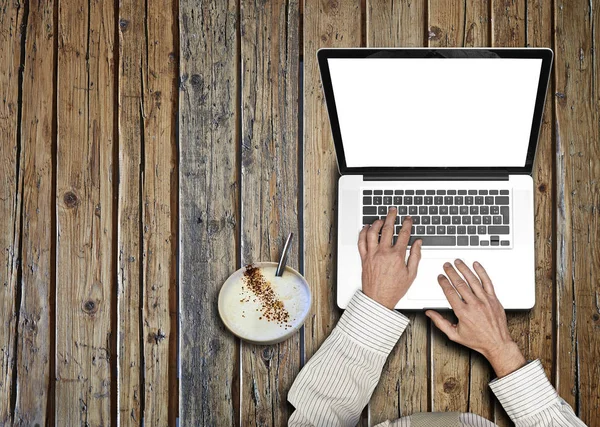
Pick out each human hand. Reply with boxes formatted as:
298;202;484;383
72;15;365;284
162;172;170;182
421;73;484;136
425;260;526;378
357;208;422;310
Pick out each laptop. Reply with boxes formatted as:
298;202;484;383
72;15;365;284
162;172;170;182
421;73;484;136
317;48;553;310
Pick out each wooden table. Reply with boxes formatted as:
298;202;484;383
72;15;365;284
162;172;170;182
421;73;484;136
0;0;598;425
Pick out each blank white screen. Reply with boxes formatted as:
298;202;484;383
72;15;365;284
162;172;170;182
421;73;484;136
327;57;543;167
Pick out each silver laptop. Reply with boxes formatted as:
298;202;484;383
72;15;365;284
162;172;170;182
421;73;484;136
317;48;553;310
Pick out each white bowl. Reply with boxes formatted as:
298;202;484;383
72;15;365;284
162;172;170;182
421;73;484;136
218;262;312;345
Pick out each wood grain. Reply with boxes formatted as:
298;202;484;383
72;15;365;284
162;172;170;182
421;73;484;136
366;1;429;423
179;0;240;424
55;0;116;424
0;0;25;424
427;0;491;416
14;0;54;424
554;0;600;423
240;0;301;425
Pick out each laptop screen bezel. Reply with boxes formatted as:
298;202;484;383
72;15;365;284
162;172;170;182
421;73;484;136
317;48;553;176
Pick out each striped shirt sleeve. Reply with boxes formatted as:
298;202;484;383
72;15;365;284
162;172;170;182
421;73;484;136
288;290;410;427
489;359;587;426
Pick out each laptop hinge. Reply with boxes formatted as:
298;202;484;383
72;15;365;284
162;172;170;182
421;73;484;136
363;170;509;181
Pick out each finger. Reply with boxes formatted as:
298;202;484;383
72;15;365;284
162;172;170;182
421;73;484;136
437;274;465;309
425;310;459;341
406;239;422;279
394;215;413;258
379;207;397;248
443;262;477;303
472;261;496;295
453;259;486;300
367;219;384;251
357;225;368;260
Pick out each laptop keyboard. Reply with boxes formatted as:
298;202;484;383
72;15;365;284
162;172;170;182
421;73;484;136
362;189;511;247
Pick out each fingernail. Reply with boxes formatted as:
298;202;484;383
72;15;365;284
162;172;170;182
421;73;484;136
390;206;397;211
443;262;451;268
405;215;411;220
455;259;462;264
474;261;480;266
425;311;431;317
438;274;445;280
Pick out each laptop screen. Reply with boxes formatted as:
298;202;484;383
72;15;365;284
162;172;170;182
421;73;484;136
326;57;544;168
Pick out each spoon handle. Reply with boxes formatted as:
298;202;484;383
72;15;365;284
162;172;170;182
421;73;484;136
275;233;294;277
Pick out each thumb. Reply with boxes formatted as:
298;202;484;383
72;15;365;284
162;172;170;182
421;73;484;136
426;310;458;341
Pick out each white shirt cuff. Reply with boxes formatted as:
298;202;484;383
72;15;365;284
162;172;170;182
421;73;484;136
336;290;410;354
489;359;558;421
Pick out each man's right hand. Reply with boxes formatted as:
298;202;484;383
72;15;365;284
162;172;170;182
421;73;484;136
425;259;526;378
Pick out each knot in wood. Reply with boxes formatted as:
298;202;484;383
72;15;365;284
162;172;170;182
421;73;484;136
154;329;167;344
538;183;547;193
443;377;459;394
262;347;273;361
119;19;129;31
428;26;442;41
83;300;98;314
63;191;79;208
593;313;599;322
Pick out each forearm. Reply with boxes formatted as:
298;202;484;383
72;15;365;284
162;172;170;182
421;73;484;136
288;291;409;427
489;360;587;426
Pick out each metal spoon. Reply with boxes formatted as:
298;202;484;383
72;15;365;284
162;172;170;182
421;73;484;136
275;233;294;277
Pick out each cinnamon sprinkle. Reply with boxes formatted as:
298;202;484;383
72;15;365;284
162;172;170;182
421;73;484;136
241;264;290;326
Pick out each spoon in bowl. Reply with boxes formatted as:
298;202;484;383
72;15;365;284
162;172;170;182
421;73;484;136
275;233;294;277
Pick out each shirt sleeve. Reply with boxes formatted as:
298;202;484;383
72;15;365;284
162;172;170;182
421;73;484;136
489;359;587;426
288;290;410;427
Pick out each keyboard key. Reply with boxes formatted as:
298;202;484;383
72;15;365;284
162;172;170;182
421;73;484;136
447;190;456;195
495;196;509;205
408;236;456;246
399;206;407;215
417;226;425;234
411;226;416;234
414;196;423;205
455;196;464;205
440;206;448;215
475;196;484;205
399;216;407;223
442;216;451;224
395;190;404;195
485;196;494;205
434;196;444;205
427;226;436;234
483;215;492;224
462;216;471;225
488;226;510;234
468;190;477;195
477;225;486;234
429;206;439;215
384;190;393;195
480;240;490;246
489;190;498;195
458;190;467;195
501;240;510;246
444;196;453;205
473;216;481;224
416;190;425;195
412;216;420;225
460;206;469;214
378;206;388;215
465;196;473;205
363;190;372;195
478;190;488;195
374;190;383;195
405;190;415;195
470;236;479;246
450;206;458;215
491;206;499;215
363;196;372;205
422;216;431;224
384;196;392;204
374;196;382;205
470;206;479;215
437;190;447;195
426;190;435;195
457;226;466;234
501;206;509;224
447;225;456;234
493;216;502;224
480;206;489;215
404;196;413;205
458;236;469;246
432;216;441;225
491;240;500;246
424;196;433;205
437;226;446;234
363;216;378;224
467;226;476;234
500;190;509;195
363;206;377;214
452;216;461;224
394;196;402;204
418;206;427;215
409;206;417;215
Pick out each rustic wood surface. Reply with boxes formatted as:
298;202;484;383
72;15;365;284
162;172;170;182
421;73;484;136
0;0;598;426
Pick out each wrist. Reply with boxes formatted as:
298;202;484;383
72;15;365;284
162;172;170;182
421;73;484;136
485;341;526;378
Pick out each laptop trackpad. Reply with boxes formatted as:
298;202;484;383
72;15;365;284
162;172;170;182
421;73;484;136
405;257;451;301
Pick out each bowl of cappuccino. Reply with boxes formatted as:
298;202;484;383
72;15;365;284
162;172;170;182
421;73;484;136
218;262;312;345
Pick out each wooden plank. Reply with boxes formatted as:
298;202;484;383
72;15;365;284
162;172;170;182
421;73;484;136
142;0;178;424
117;0;144;423
13;0;54;424
0;0;25;424
179;0;240;424
427;0;492;418
239;0;300;425
554;0;600;423
55;0;116;424
365;1;429;423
